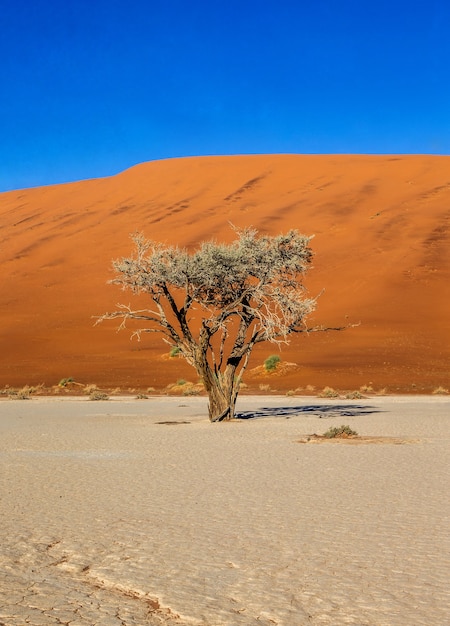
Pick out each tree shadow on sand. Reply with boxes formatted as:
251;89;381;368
236;404;382;420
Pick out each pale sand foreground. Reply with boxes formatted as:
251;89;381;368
0;396;449;626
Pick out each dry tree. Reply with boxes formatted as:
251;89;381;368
98;227;347;421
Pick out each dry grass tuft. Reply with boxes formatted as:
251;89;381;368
318;386;340;398
345;390;366;400
6;384;45;399
84;384;98;395
432;386;449;395
89;391;109;401
166;380;203;395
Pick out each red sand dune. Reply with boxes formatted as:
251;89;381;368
1;155;449;393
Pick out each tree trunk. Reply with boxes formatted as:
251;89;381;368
200;363;238;422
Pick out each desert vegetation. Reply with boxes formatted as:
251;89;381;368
323;425;358;438
99;228;347;421
432;386;449;395
264;355;281;372
318;386;340;398
89;391;109;401
58;377;75;387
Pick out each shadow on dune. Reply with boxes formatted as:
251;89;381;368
236;404;382;420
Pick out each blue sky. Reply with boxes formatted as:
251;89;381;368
1;0;449;191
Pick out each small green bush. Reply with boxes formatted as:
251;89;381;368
59;377;75;387
264;355;281;372
169;346;181;357
176;379;187;386
323;425;358;438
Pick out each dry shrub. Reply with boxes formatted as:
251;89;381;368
10;386;31;400
167;380;203;395
89;391;109;401
318;386;340;398
432;386;449;395
345;390;365;400
8;384;44;399
323;425;358;438
182;386;200;396
84;384;98;395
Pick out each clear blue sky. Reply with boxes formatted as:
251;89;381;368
1;0;449;191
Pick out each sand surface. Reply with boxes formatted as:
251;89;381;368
1;154;449;392
1;395;449;625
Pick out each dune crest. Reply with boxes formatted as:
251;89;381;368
1;154;449;391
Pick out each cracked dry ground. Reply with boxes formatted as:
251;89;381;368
0;535;182;626
1;396;449;625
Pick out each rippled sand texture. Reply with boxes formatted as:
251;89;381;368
1;154;450;391
1;396;449;625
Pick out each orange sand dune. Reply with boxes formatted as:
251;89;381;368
1;155;449;392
